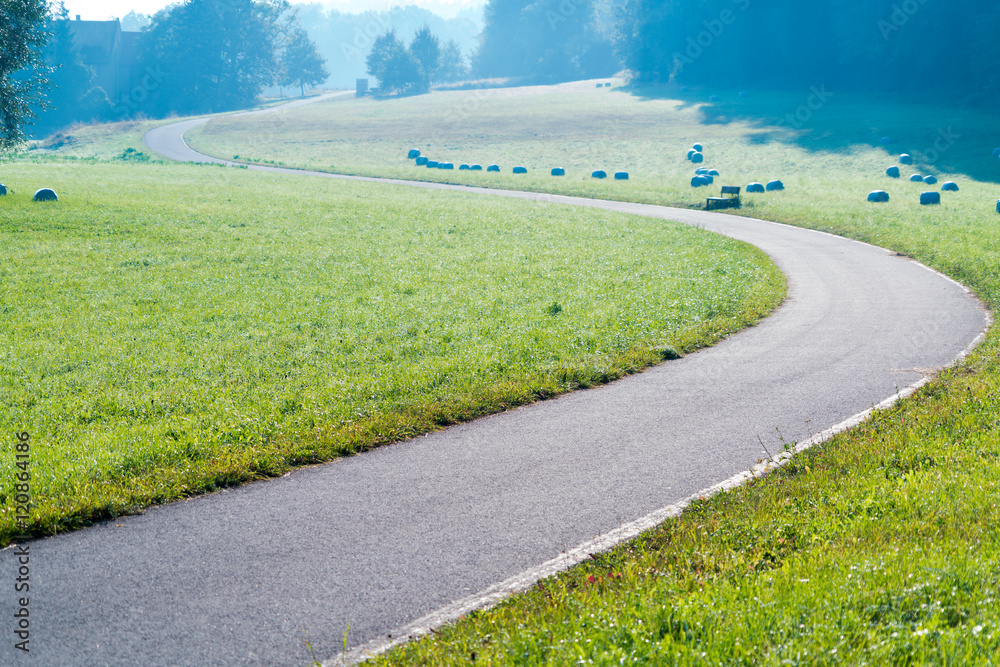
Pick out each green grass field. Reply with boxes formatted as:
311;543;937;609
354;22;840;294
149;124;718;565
9;81;1000;663
0;160;782;545
178;83;1000;663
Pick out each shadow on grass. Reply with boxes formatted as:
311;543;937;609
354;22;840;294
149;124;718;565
627;84;1000;184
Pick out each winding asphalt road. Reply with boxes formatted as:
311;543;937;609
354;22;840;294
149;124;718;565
0;94;989;666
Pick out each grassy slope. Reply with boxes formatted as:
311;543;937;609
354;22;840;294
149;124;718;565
0;161;782;545
181;85;1000;662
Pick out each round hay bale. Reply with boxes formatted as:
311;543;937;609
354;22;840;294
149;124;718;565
765;180;784;191
746;182;766;193
899;154;913;165
867;190;890;203
614;171;629;180
885;166;900;178
513;166;527;174
407;149;421;159
439;162;454;169
993;148;1000;158
707;169;720;177
691;152;704;164
459;164;470;170
592;170;607;179
695;168;710;175
909;173;924;182
920;191;941;205
702;174;714;184
33;188;58;202
471;164;483;171
0;183;6;196
923;175;937;185
487;164;500;172
996;200;1000;214
691;176;711;188
692;143;704;152
941;181;959;191
415;156;428;166
596;82;603;88
881;136;891;146
425;160;439;168
551;167;565;176
687;149;697;160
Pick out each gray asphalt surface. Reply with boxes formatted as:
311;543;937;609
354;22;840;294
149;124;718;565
0;98;988;666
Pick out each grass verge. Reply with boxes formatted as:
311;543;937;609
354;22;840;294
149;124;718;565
0;161;783;546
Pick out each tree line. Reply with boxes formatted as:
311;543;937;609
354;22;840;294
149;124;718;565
1;0;328;143
618;0;1000;103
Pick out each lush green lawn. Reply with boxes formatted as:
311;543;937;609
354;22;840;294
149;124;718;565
0;161;782;544
181;84;1000;663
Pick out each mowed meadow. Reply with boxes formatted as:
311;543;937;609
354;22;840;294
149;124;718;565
175;84;1000;662
0;160;783;544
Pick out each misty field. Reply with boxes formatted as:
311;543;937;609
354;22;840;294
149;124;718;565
179;83;1000;663
0;160;782;544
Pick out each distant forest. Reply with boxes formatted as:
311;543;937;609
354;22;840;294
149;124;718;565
620;0;1000;103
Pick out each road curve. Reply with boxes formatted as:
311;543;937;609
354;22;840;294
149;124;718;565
0;100;988;666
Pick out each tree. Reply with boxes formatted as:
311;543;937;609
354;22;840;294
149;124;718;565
436;40;469;83
0;0;49;153
408;25;440;92
120;10;151;32
280;27;329;97
365;30;423;96
136;0;289;116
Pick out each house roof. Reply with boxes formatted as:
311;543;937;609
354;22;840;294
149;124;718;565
68;20;121;65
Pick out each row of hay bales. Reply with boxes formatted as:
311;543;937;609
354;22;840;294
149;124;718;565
407;149;629;179
0;183;58;201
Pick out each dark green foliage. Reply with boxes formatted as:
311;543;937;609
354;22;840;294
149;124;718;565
365;28;433;96
0;0;49;152
279;26;328;97
436;39;469;83
409;25;440;93
136;0;291;116
474;0;620;81
623;0;1000;105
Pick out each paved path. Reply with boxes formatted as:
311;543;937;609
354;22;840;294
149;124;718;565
0;97;988;666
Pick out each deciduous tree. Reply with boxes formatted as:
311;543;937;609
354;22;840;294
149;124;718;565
0;0;49;152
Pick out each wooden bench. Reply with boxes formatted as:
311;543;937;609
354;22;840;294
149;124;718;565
706;186;741;210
